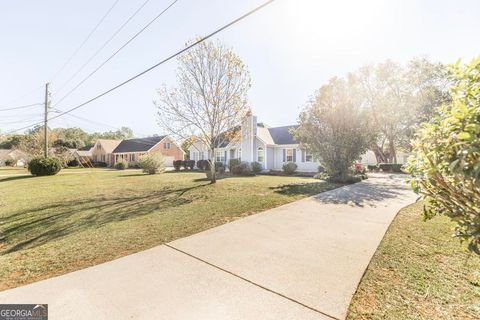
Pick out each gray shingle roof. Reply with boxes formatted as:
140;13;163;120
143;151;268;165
267;125;299;145
112;136;166;153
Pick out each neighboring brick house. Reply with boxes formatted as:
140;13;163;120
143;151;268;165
111;136;184;167
91;139;122;167
0;149;29;166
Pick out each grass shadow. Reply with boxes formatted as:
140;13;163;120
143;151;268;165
0;175;34;183
0;183;209;254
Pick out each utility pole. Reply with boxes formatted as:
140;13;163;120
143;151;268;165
44;82;50;158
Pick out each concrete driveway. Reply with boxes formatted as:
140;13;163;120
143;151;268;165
0;174;416;320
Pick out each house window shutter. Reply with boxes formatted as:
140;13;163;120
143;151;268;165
301;149;305;162
283;149;286;162
224;151;227;163
293;149;297;162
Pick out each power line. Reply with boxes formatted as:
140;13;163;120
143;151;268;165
0;103;43;112
49;0;121;82
53;0;153;96
7;0;276;134
51;108;119;130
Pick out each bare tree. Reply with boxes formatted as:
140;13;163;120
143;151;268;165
155;39;251;183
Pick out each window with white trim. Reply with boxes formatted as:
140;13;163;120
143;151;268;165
215;150;225;162
164;142;171;149
286;148;293;162
257;147;264;162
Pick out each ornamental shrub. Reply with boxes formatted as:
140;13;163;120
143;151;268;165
367;164;379;172
196;160;210;171
406;57;480;254
4;159;15;167
228;158;241;172
214;161;225;174
67;159;79;167
115;159;128;170
185;160;195;170
173;160;182;171
28;157;62;176
231;161;252;176
282;162;297;175
138;154;165;174
251;161;262;174
378;163;403;173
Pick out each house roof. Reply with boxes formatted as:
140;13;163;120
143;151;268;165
267;125;299;145
112;136;166;153
97;139;121;153
78;145;93;151
0;149;28;160
0;149;12;160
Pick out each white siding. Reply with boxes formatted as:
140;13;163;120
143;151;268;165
273;146;320;172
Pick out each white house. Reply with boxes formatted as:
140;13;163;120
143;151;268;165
188;114;411;172
188;114;319;172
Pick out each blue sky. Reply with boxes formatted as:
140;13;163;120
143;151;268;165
1;0;479;136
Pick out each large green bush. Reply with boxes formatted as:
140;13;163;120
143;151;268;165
407;57;480;254
251;161;262;174
196;160;210;171
378;163;403;173
138;154;165;174
173;160;182;171
28;157;62;176
231;162;252;176
228;158;240;171
282;162;298;175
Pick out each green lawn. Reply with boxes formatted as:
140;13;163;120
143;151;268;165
347;202;480;320
0;167;341;291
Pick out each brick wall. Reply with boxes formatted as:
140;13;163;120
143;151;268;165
149;137;184;160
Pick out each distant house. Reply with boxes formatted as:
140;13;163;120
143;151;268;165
111;136;184;167
91;139;122;166
72;145;93;165
0;149;29;166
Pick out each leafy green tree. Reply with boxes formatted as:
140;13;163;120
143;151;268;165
355;58;449;163
407;57;480;254
294;77;375;182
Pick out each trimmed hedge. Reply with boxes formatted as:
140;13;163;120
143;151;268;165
367;164;379;172
251;161;262;174
184;160;195;170
196;160;210;171
282;162;298;175
231;162;253;176
378;163;403;173
92;161;108;168
173;160;182;171
28;157;62;176
67;159;79;167
228;158;241;171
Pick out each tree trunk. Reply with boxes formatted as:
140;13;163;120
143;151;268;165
388;136;397;164
210;162;216;184
372;144;387;163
